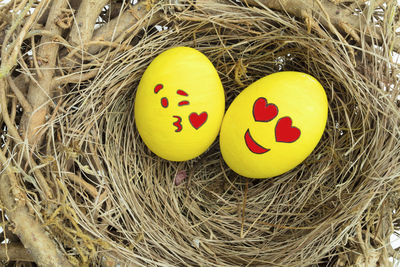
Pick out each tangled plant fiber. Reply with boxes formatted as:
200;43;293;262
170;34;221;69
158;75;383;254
0;0;399;266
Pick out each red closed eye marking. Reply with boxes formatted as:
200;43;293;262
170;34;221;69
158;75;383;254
154;84;163;94
161;97;168;108
178;101;189;106
177;90;188;96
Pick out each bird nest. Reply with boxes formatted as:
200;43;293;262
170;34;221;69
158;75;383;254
0;1;400;266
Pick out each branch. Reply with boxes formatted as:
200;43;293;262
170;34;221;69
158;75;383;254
66;172;105;201
51;68;100;87
0;0;50;78
69;0;110;47
88;2;162;55
20;0;69;145
0;243;34;262
7;75;32;113
0;79;53;199
245;0;399;53
38;0;82;25
0;154;72;266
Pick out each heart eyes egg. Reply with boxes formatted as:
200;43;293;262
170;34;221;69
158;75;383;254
219;71;328;178
134;47;225;161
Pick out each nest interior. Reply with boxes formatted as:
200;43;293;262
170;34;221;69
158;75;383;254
0;1;400;266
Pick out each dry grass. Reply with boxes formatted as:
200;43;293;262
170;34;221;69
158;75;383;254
1;0;400;266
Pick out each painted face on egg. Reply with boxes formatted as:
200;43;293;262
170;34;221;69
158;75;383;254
135;47;225;162
153;84;208;133
243;97;301;155
219;71;328;179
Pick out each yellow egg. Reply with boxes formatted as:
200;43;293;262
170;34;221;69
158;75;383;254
219;71;328;178
134;47;225;161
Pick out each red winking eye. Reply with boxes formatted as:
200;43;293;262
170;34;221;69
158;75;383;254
177;90;190;106
178;101;189;106
177;90;188;96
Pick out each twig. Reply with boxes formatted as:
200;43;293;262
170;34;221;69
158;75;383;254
37;0;81;25
0;79;23;143
66;173;106;202
340;21;361;43
51;68;99;87
0;78;53;200
88;2;162;55
0;0;50;78
0;173;72;266
244;0;400;53
314;0;356;64
6;75;32;113
65;40;133;61
0;0;34;77
1;97;17;154
12;74;29;95
31;36;43;78
20;0;68;146
0;243;34;262
24;29;70;49
85;40;134;50
69;0;111;47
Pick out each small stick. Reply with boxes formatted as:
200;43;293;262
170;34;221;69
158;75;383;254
0;0;50;78
52;68;100;87
21;0;68;146
6;75;32;113
66;173;106;201
24;30;70;47
244;0;400;53
1;0;33;69
315;0;356;65
2;98;17;154
88;3;162;55
0;79;23;143
0;79;53;199
0;243;34;262
340;21;361;43
7;79;54;202
0;173;72;266
31;36;43;78
69;0;111;47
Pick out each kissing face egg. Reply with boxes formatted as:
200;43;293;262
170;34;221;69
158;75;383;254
219;71;328;178
134;47;225;161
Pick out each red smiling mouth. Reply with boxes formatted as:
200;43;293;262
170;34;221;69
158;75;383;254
244;129;270;154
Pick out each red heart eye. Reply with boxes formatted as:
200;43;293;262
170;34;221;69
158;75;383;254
253;97;278;122
275;117;301;143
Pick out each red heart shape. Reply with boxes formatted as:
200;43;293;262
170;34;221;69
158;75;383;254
253;97;278;122
189;112;208;129
275;117;301;143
